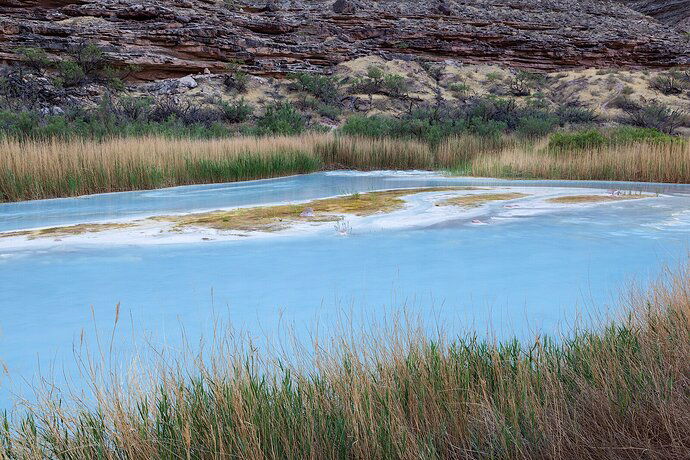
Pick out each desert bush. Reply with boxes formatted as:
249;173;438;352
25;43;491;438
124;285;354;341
147;98;222;126
68;42;106;77
0;70;60;110
548;130;607;150
218;98;253;123
621;85;634;95
382;74;409;97
610;95;641;112
649;72;687;95
0;100;234;141
254;101;305;135
485;71;503;82
302;96;342;119
350;66;384;95
53;42;110;88
508;73;531;96
16;47;52;74
609;125;679;144
223;62;249;93
341;96;579;142
55;60;86;87
290;72;341;104
108;95;153;122
517;115;559;138
349;66;409;100
448;82;470;98
624;103;688;134
555;105;598;125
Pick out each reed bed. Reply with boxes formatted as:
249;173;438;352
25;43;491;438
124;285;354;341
1;134;689;202
2;265;689;459
470;140;690;183
0;135;328;202
0;134;460;202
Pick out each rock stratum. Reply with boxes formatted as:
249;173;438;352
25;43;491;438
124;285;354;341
1;0;689;80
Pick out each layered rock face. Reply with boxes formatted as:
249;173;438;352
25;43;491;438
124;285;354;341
619;0;690;30
1;0;689;80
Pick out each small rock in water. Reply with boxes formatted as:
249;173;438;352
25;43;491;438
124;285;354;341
300;207;315;217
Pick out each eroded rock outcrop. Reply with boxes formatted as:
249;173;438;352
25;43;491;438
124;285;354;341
1;0;689;80
618;0;690;30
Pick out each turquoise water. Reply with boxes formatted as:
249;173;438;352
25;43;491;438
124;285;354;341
1;171;689;408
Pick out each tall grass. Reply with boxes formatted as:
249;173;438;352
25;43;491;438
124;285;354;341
0;135;326;202
0;135;495;202
2;133;689;202
470;141;690;183
2;265;689;459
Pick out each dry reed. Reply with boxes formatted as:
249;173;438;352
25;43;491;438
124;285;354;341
2;134;689;203
470;141;690;183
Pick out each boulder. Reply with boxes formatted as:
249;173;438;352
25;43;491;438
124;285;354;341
178;76;197;89
332;0;356;14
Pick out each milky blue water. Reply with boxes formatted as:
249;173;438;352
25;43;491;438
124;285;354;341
1;171;689;409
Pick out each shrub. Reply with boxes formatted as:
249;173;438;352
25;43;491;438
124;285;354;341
0;68;60;110
148;98;222;127
52;42;113;88
382;74;409;97
349;66;386;95
224;62;249;93
624;103;688;134
255;102;305;135
466;117;506;138
340;115;392;137
366;65;384;82
649;73;686;95
610;95;641;112
55;61;86;87
108;95;153;122
548;126;678;151
313;102;342;120
290;72;340;104
517;115;559;138
102;65;126;91
219;98;253;123
556;106;598;125
548;130;607;150
69;42;107;77
508;74;531;96
16;47;51;73
485;71;503;83
448;82;470;98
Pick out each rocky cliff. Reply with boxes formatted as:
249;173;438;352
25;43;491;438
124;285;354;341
1;0;689;80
